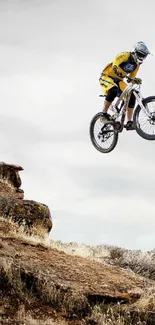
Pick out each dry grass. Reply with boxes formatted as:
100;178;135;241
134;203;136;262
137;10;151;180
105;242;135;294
87;304;148;325
48;240;155;283
130;289;155;313
48;239;110;262
0;216;50;246
0;307;69;325
23;318;68;325
16;308;69;325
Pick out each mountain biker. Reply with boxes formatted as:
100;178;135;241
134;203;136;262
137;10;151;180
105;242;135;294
99;41;151;130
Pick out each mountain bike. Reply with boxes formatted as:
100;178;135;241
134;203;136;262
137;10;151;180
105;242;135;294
89;77;155;153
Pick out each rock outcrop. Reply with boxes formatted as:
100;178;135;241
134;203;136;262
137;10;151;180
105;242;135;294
0;162;24;199
0;162;52;235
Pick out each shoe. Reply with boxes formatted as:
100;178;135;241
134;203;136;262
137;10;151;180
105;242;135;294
100;112;111;123
125;121;135;131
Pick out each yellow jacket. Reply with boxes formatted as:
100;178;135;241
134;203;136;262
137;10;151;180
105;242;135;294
101;52;140;80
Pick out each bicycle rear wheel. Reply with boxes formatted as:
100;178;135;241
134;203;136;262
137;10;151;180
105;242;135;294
133;96;155;140
89;112;118;153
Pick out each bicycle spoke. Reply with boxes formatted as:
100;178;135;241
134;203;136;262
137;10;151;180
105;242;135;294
134;97;155;140
137;104;155;135
89;112;118;153
93;120;116;150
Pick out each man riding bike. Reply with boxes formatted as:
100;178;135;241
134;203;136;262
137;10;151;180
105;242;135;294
99;41;151;130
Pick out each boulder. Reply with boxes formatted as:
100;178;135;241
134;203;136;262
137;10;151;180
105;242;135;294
0;197;52;235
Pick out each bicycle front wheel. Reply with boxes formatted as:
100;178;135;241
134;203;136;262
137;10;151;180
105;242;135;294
89;112;118;153
133;96;155;140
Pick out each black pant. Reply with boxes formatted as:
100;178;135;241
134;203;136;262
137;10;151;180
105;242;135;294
106;86;135;108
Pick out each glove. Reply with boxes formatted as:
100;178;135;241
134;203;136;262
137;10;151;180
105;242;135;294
134;78;142;85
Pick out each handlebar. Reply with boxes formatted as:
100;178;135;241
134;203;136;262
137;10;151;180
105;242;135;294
125;76;133;83
125;76;142;85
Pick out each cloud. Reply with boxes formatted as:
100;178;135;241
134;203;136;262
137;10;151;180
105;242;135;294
0;0;155;251
68;162;155;198
51;205;155;250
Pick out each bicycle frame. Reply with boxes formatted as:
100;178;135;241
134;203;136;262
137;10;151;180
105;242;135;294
111;82;149;120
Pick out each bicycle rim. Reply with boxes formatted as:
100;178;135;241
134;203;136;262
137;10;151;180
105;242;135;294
134;96;155;140
89;112;118;153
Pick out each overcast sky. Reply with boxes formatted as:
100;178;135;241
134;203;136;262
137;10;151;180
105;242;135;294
1;0;155;251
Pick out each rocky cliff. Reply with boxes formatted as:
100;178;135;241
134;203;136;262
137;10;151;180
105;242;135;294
0;162;52;236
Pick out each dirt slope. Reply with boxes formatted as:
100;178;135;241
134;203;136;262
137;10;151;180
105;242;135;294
1;219;155;324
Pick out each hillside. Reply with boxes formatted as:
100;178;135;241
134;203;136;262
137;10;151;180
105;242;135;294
1;162;155;325
1;218;155;325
